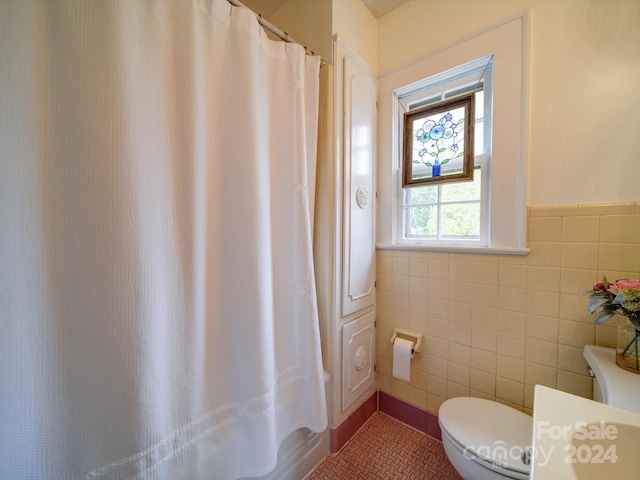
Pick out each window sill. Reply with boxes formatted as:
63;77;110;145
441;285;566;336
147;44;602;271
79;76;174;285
376;243;530;256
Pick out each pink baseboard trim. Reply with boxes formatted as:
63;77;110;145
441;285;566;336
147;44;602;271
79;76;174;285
329;391;377;454
378;391;442;441
329;390;441;453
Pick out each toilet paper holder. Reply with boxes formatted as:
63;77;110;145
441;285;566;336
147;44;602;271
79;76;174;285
390;328;423;356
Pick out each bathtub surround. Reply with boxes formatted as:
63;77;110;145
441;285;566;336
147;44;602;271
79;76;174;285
0;1;326;479
376;201;640;417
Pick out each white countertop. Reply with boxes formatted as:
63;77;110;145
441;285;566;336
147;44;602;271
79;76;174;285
531;385;640;479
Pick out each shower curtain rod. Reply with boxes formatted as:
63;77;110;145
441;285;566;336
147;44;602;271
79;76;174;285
226;0;326;64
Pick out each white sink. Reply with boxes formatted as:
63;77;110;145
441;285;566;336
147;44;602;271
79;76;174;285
531;385;640;479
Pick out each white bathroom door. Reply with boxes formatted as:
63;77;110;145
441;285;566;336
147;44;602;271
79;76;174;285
341;50;376;318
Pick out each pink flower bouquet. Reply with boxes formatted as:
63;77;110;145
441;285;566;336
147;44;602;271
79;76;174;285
585;277;640;329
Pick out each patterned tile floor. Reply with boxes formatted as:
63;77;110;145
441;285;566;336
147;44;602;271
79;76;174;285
307;412;462;479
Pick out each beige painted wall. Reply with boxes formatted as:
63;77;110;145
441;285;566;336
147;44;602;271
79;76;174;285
378;0;640;206
253;0;377;69
265;0;333;63
332;0;378;71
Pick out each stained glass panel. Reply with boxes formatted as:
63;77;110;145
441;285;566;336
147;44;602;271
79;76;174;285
402;93;474;187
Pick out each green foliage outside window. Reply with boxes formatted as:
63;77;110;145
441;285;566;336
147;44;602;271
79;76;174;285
406;169;481;238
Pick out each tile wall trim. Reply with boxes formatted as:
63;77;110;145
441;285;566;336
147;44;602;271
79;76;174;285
529;201;640;217
329;390;444;455
329;391;378;454
378;391;442;441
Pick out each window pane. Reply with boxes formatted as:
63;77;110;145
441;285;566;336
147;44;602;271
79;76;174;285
407;185;438;205
409;94;441;111
475;90;484;119
440;168;482;202
444;83;476;99
474;91;485;153
405;205;437;236
396;56;492;245
440;203;480;238
474;122;484;154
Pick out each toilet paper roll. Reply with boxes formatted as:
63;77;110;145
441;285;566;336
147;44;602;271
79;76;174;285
392;337;415;382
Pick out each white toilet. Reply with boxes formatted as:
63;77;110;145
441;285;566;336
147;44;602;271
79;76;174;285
438;344;639;480
439;397;532;479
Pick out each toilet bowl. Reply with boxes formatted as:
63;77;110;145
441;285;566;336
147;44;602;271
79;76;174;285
439;397;532;479
439;344;636;479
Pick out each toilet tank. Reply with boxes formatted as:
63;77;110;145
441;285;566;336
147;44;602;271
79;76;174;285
583;345;640;415
593;375;604;404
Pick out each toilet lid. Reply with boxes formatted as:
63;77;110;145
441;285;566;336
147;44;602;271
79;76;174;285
439;397;532;474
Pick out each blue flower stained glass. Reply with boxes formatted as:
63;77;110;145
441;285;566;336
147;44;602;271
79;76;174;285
402;93;475;187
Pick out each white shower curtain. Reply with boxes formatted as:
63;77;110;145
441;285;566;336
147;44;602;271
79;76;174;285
0;1;326;479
